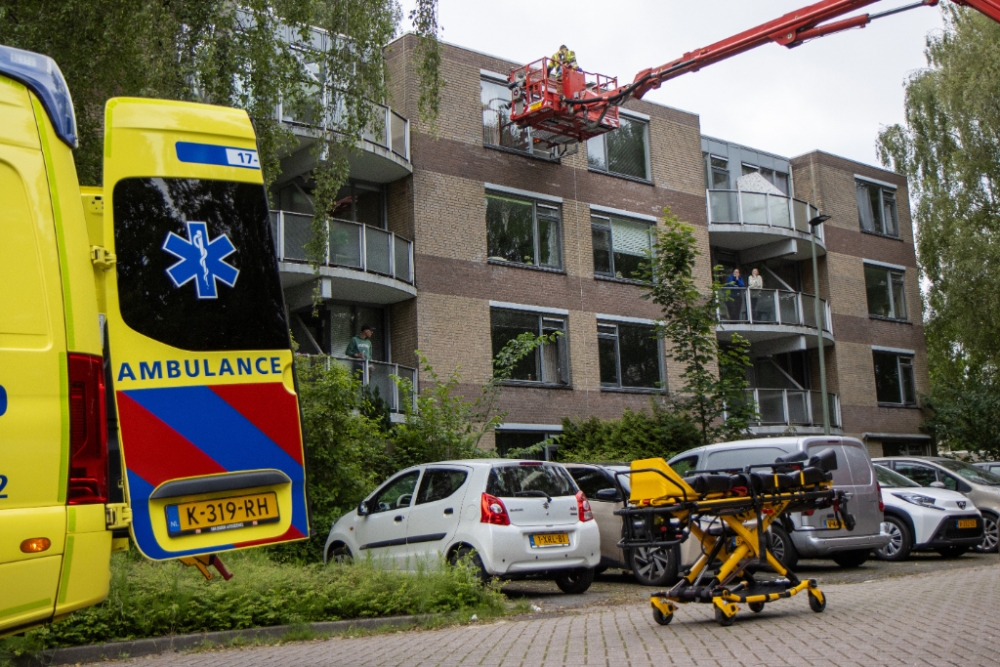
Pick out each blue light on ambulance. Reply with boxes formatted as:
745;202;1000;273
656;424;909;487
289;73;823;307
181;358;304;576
0;44;78;147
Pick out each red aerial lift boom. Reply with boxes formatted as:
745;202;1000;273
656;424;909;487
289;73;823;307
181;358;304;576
509;0;1000;151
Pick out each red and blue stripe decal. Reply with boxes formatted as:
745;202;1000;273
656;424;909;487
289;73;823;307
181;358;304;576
117;382;308;559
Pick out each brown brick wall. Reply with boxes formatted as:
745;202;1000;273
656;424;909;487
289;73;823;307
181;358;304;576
389;299;418;368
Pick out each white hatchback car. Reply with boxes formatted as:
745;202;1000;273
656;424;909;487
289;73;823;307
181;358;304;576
324;460;602;593
874;465;984;560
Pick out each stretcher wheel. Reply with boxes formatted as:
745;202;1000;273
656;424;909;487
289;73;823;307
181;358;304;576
749;602;765;613
652;608;673;625
808;592;826;613
715;606;735;627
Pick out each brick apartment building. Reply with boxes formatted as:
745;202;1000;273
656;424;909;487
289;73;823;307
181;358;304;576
270;33;930;459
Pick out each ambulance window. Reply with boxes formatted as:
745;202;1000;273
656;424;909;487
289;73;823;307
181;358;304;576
112;178;288;351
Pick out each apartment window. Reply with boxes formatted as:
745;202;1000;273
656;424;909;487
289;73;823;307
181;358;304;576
857;180;899;237
598;322;661;390
486;193;562;269
873;350;917;406
587;115;649;180
591;213;654;281
490;309;568;385
864;263;908;320
495;431;559;460
480;77;548;158
708;155;729;189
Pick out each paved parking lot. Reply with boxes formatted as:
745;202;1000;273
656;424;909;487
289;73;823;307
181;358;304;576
92;555;1000;667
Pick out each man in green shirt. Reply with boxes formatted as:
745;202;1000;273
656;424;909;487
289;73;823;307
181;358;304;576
345;324;374;360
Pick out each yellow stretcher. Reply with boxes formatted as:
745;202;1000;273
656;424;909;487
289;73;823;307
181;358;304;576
614;448;855;626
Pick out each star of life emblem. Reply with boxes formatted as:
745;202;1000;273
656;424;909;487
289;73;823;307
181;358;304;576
162;221;239;299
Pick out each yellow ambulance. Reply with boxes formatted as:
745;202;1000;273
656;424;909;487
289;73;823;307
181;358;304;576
0;44;309;637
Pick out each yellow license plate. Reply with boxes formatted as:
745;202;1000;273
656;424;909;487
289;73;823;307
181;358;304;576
826;519;841;529
958;519;978;529
530;533;569;548
166;492;280;537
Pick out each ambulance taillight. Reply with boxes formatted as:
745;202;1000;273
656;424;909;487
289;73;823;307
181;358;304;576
67;353;108;505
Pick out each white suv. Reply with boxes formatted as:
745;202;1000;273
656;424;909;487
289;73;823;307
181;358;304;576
324;460;601;593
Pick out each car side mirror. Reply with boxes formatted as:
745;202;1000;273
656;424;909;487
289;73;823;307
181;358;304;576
357;500;370;516
929;481;945;489
594;488;622;502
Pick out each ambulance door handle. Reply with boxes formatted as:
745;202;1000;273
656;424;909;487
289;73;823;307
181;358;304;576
394;515;404;523
444;508;454;515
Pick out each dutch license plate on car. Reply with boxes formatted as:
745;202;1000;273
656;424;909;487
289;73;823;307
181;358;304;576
958;519;978;529
826;518;841;529
166;492;280;537
530;533;570;548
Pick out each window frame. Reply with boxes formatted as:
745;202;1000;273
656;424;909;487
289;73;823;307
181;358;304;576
856;178;900;238
863;262;908;321
596;319;663;392
586;113;651;182
872;349;918;407
590;212;655;282
480;75;553;160
490;307;570;387
485;191;563;270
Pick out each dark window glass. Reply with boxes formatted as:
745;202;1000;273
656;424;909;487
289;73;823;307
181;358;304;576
670;456;699;476
416;469;469;504
873;351;916;405
865;265;907;320
490;309;568;385
587;116;649;180
113;177;288;351
370;471;420;513
486;194;561;269
481;78;549;157
486;464;577;497
569;468;616;498
592;225;612;275
599;322;660;389
893;462;938;487
710;156;729;189
598;334;619;386
495;431;553;460
856;180;899;237
591;214;653;280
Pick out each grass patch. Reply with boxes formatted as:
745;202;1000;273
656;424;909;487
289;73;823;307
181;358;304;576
0;549;506;658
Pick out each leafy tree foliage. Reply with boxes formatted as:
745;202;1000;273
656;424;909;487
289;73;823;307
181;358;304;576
922;375;1000;455
553;404;702;464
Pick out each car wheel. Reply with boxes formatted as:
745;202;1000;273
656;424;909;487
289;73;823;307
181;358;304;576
554;567;595;594
449;545;488;583
935;546;969;559
767;524;799;570
328;544;353;564
875;516;911;561
974;512;999;553
630;545;680;587
831;549;869;568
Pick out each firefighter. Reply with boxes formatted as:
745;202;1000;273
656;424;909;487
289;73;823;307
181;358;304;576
549;44;578;79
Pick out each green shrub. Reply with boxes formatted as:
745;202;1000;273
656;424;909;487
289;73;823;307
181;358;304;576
0;550;505;655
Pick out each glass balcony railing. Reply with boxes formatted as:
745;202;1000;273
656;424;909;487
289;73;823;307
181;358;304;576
707;189;824;242
308;356;417;414
718;288;832;333
743;388;841;429
278;98;410;161
270;210;413;284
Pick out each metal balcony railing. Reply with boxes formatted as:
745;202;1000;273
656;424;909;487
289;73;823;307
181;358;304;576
270;211;414;284
310;356;418;414
718;288;832;333
743;388;841;429
707;189;824;242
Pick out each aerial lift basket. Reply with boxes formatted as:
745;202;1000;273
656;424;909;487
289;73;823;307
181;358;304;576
613;449;855;626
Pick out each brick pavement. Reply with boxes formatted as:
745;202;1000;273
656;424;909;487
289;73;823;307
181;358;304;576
91;563;1000;667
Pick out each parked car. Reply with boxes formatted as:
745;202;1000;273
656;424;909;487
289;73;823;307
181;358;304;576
324;460;601;593
668;437;889;568
873;456;1000;553
873;465;983;560
974;461;1000;475
563;463;681;587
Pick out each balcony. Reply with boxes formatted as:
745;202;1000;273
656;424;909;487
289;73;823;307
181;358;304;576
271;210;416;307
313;356;418;418
707;189;826;261
744;388;842;435
717;288;833;355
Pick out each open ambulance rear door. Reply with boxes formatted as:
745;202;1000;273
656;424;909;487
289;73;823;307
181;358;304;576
102;98;309;560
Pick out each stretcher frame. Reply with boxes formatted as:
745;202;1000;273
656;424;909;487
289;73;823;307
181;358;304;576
614;458;854;626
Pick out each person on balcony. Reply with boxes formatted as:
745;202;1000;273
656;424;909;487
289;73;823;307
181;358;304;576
549;45;578;79
722;268;746;321
346;324;375;363
748;267;764;321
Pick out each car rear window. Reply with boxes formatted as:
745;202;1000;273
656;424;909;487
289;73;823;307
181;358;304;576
487;464;577;498
807;444;852;486
704;447;792;471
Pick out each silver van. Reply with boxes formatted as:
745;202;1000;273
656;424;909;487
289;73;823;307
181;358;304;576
668;436;890;568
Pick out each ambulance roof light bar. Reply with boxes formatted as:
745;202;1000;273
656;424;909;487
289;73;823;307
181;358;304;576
0;44;78;148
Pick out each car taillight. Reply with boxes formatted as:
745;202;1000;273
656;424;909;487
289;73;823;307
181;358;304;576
576;491;593;522
876;481;884;513
480;492;510;526
67;353;108;505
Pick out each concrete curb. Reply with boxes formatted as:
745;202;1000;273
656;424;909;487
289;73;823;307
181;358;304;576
12;615;419;666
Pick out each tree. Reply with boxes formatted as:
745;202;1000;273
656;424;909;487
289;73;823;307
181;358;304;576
876;5;1000;388
0;0;441;259
638;208;755;445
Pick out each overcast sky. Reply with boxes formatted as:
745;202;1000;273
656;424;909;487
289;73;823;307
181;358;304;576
401;0;944;168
